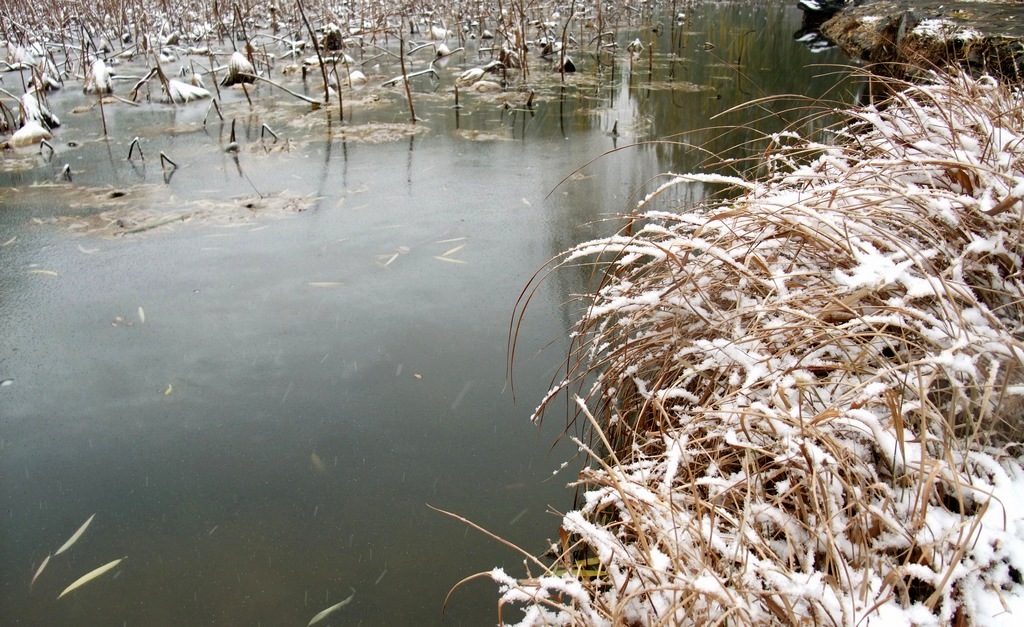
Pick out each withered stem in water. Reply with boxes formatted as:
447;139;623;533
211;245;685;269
122;214;190;235
239;72;321;105
98;91;107;137
127;137;144;161
295;0;330;105
399;32;416;123
159;151;177;170
560;0;576;83
203;100;224;127
330;62;344;121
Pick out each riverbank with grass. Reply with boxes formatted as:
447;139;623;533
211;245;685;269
496;68;1024;625
818;0;1024;81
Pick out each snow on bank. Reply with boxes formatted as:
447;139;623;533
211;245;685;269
496;71;1024;625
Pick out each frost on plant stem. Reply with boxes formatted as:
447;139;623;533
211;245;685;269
498;70;1024;626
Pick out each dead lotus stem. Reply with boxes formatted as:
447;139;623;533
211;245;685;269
204;100;223;126
398;32;416;123
97;90;107;136
159;151;176;170
126;136;143;160
295;0;330;104
261;124;278;142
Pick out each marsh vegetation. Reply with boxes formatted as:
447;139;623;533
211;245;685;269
496;64;1024;627
0;0;871;625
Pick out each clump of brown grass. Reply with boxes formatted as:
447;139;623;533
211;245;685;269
495;69;1024;625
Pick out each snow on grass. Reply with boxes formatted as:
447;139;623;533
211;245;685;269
913;18;983;42
498;70;1024;625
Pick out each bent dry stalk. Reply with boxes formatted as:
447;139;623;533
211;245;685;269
127;137;143;161
159;151;176;170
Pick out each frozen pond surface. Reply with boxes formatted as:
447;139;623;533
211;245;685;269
1;3;853;624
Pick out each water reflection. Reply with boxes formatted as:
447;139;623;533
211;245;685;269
0;3;856;625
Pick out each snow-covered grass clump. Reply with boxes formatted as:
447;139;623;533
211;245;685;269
498;70;1024;626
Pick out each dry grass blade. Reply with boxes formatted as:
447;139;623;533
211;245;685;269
441;571;494;619
427;504;548;572
29;554;50;590
54;513;95;556
306;588;355;626
57;557;123;599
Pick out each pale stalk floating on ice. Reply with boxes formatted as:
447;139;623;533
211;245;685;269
54;513;95;556
58;558;124;599
307;588;355;625
30;554;50;590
